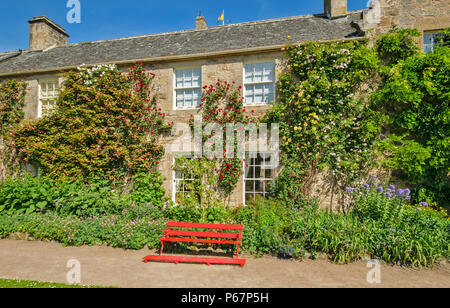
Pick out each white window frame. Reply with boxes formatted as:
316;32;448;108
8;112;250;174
242;152;275;206
243;60;276;106
172;154;197;204
173;67;202;110
38;78;59;118
424;31;444;53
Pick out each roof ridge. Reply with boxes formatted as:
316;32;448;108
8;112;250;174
61;12;346;48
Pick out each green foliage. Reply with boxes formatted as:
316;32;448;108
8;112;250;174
164;203;233;224
234;197;299;257
375;31;450;206
270;28;449;208
0;192;447;267
0;212;167;250
376;28;421;65
0;173;57;215
0;80;26;136
0;80;27;178
126;172;168;208
186;80;257;195
348;183;410;222
13;63;169;182
266;39;383;207
0;279;112;288
0;173;168;218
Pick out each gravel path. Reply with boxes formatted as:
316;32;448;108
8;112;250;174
0;240;448;288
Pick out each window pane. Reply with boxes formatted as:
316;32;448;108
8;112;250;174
245;85;254;104
192;68;201;87
245;180;255;193
424;33;433;45
244;63;254;83
193;88;201;107
424;44;433;53
254;84;263;103
253;63;263;83
263;62;274;82
265;84;275;103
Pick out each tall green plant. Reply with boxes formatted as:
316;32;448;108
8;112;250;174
266;39;383;210
375;28;450;206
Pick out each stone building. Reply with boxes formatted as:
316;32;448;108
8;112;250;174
0;0;448;207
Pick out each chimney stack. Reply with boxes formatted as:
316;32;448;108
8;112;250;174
195;16;207;30
324;0;348;19
28;16;69;51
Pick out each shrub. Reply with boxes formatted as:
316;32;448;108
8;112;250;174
164;203;233;225
347;182;411;222
0;173;168;218
0;212;167;250
126;172;169;208
13;63;169;182
233;197;300;257
0;173;57;215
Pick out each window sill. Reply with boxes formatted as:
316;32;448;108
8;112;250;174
174;107;201;111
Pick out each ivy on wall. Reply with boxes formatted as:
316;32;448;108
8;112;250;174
0;80;27;179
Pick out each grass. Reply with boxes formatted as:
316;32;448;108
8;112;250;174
0;278;116;288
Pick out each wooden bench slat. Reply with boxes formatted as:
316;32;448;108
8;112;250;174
143;255;246;267
166;230;240;239
167;221;244;230
161;237;241;245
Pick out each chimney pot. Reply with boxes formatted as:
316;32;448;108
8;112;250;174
324;0;348;19
195;16;207;30
28;16;69;51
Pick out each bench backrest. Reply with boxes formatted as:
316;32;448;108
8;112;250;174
167;221;244;231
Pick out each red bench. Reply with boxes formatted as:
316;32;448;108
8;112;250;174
143;221;246;267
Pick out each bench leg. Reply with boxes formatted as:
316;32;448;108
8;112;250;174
236;244;241;259
160;241;165;256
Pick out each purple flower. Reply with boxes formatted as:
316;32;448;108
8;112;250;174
376;187;384;193
419;202;429;207
389;185;395;191
363;184;370;190
385;192;392;198
396;189;404;197
417;208;422;211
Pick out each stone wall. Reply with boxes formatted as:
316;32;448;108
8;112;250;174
364;0;450;48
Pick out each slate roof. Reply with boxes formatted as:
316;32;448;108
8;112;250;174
0;11;365;76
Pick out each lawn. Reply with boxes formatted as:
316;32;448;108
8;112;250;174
0;278;115;288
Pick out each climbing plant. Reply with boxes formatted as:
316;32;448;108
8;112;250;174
0;80;27;179
266;39;384;210
374;28;450;206
13;63;171;182
173;80;258;207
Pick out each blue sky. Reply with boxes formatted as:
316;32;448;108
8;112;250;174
0;0;370;53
